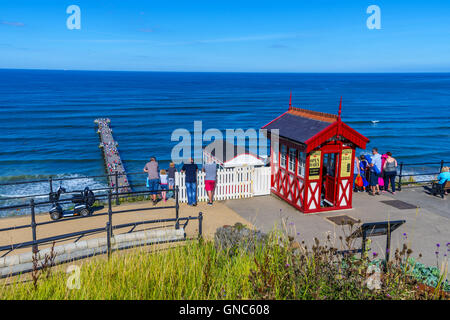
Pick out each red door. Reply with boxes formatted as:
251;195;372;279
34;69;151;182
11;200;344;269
322;152;339;206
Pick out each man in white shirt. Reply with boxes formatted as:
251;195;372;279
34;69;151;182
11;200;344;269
369;148;382;195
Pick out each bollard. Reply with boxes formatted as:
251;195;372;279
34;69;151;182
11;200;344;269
115;171;119;205
397;162;403;191
175;186;179;229
30;199;38;254
198;212;203;239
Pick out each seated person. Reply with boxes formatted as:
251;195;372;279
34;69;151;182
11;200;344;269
436;166;450;195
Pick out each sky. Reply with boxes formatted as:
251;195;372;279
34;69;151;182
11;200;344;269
0;0;449;72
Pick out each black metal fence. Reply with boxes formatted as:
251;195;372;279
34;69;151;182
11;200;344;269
0;187;203;259
397;160;447;191
0;170;152;205
0;159;447;206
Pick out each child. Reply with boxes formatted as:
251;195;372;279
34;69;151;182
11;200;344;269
359;155;369;192
160;169;168;202
167;162;177;198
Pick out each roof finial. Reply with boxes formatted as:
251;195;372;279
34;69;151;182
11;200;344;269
338;96;342;121
289;91;292;109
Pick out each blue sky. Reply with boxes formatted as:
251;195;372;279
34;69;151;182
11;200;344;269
0;0;449;72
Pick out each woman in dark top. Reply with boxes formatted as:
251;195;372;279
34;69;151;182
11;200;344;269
383;152;398;194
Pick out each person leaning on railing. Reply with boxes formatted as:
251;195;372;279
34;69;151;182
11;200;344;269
144;157;160;205
382;152;398;194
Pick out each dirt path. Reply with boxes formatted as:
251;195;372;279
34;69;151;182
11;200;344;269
0;199;253;257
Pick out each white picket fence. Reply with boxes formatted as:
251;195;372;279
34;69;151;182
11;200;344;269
175;166;271;203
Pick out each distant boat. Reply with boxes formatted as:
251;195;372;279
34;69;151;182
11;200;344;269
371;120;380;124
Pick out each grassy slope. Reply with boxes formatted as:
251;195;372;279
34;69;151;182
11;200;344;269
1;231;447;300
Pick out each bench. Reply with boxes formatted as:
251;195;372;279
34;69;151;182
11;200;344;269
432;180;450;198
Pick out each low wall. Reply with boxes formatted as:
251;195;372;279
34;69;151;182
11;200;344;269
0;228;185;277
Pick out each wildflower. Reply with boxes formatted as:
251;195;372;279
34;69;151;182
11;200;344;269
436;243;440;247
285;263;290;267
372;252;378;257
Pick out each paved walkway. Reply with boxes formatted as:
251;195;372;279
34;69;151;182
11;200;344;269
0;200;252;257
224;189;449;266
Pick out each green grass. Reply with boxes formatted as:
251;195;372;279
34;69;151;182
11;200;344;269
1;228;447;300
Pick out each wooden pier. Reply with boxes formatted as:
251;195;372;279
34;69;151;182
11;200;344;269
95;118;132;194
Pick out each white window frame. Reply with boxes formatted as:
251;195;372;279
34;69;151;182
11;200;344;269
280;145;287;168
288;148;296;173
298;151;306;177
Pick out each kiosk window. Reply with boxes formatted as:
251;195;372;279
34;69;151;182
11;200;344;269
288;148;296;172
298;151;306;177
280;145;287;168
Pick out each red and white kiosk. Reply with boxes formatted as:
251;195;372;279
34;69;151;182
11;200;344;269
262;97;369;214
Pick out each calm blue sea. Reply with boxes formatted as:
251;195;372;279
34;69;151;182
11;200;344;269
0;70;449;210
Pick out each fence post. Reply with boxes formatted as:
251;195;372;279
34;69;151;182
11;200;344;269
361;231;366;258
108;190;113;236
106;190;113;257
384;227;391;272
397;162;403;191
106;221;112;258
30;199;38;254
115;171;120;205
198;212;203;239
175;186;180;229
49;177;53;193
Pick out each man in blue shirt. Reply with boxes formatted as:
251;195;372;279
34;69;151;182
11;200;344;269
369;148;382;195
181;157;198;206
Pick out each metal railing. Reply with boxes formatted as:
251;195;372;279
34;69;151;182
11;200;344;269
397;160;446;191
0;187;203;258
0;170;153;205
0;159;447;207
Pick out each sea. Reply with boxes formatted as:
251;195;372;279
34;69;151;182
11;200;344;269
0;70;449;214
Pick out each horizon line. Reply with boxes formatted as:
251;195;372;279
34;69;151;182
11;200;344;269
1;68;450;74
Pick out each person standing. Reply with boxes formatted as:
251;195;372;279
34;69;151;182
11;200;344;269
181;158;198;206
359;155;369;192
167;162;177;198
383;152;398;194
369;148;382;196
160;169;168;202
203;161;217;205
143;157;159;205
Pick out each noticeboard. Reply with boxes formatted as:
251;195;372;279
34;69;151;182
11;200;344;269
308;151;321;180
340;149;352;178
